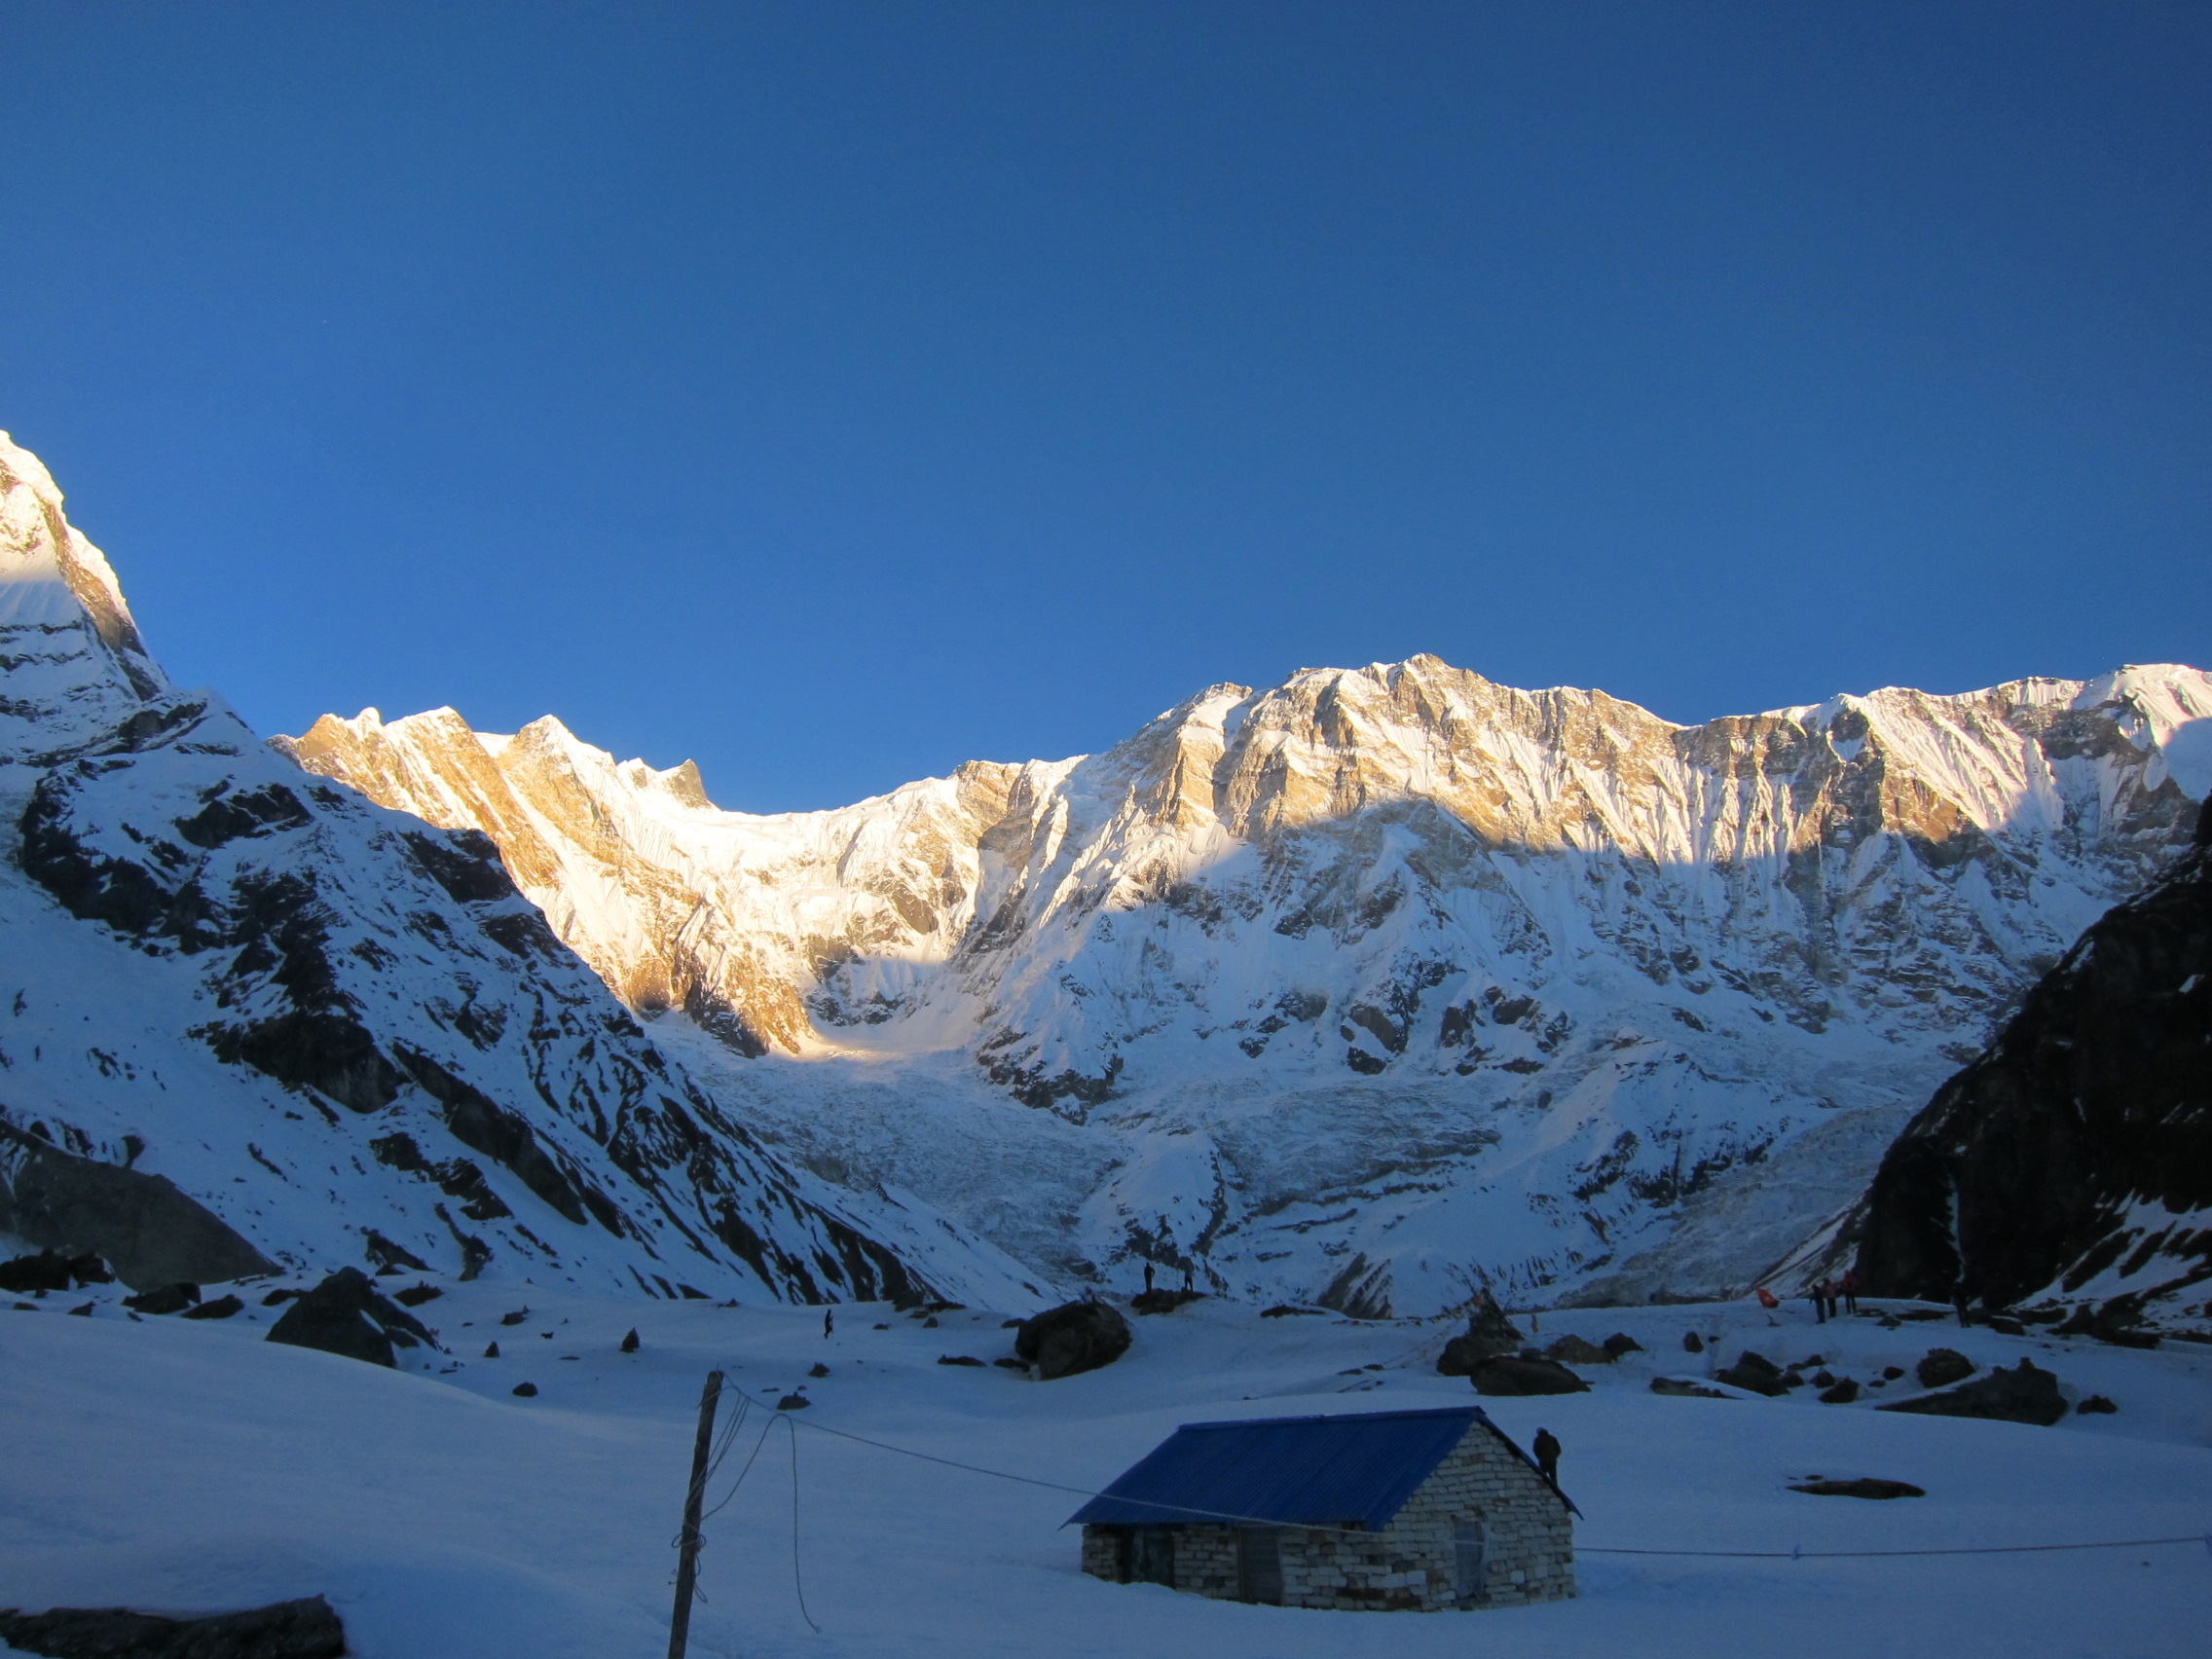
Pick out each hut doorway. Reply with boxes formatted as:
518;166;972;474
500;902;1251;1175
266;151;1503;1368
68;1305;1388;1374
1453;1518;1489;1606
1121;1526;1176;1587
1236;1528;1284;1604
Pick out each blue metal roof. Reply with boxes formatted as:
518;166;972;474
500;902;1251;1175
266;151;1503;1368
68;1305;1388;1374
1068;1406;1505;1531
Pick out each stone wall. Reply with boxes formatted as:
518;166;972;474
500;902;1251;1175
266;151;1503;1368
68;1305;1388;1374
1079;1419;1575;1613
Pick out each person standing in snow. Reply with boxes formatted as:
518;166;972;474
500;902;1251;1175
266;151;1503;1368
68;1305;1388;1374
1809;1282;1826;1324
823;1308;833;1339
1143;1261;1156;1294
1840;1270;1860;1316
1532;1427;1562;1487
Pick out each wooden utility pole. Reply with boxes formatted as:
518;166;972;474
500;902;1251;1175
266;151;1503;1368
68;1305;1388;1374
666;1369;724;1659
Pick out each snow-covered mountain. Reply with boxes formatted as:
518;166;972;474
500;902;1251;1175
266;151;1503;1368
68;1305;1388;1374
0;431;1038;1307
286;650;2212;1315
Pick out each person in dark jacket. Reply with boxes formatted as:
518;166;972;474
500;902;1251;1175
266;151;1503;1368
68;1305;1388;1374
1840;1270;1860;1316
1809;1282;1826;1324
1532;1427;1562;1486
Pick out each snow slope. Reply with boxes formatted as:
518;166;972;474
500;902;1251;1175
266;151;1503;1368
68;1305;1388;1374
2;1284;2204;1658
287;658;2212;1313
0;431;1037;1309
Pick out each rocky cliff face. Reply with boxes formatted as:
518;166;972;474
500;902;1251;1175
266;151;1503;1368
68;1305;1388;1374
287;649;2212;1314
0;432;1037;1307
1850;804;2212;1329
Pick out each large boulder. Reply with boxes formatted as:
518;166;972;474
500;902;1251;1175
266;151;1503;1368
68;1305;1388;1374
1436;1297;1526;1375
1714;1350;1789;1396
1915;1347;1976;1388
0;1595;344;1658
1879;1358;2068;1426
0;1134;273;1291
1014;1299;1132;1381
1543;1334;1615;1365
266;1269;435;1368
1468;1355;1589;1396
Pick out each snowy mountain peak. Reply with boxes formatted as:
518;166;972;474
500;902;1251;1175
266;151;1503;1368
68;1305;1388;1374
292;650;2212;1314
0;431;166;754
0;436;1031;1308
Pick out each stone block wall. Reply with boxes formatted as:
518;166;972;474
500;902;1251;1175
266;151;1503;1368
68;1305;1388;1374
1079;1419;1574;1613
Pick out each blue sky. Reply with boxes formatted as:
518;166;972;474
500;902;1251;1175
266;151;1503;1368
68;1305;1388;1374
4;2;2206;811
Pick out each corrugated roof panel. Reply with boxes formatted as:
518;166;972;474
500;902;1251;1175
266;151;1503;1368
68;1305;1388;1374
1068;1406;1487;1531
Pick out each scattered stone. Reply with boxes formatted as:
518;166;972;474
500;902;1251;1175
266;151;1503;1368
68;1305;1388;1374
1468;1355;1589;1396
1789;1477;1924;1499
1800;1353;1827;1367
260;1288;302;1307
66;1302;92;1316
499;1309;528;1326
872;1322;889;1330
1650;1376;1731;1399
266;1268;436;1368
1987;1315;2027;1336
1001;1318;1024;1328
1542;1334;1614;1365
2076;1394;2118;1415
180;1294;244;1321
620;1329;640;1353
1812;1370;1837;1387
1882;1365;1906;1380
123;1283;200;1316
1916;1347;1976;1388
1603;1332;1643;1357
512;1382;537;1397
808;1361;830;1378
1014;1300;1133;1382
921;1315;939;1329
992;1356;1029;1371
1819;1379;1861;1404
1900;1309;1951;1321
391;1282;442;1308
484;1341;499;1358
0;1594;345;1659
1681;1331;1704;1353
1714;1351;1788;1396
1260;1305;1328;1318
775;1392;809;1410
937;1355;986;1367
1880;1358;2068;1427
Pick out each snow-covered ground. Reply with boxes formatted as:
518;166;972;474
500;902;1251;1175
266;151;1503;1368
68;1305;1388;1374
4;1281;2204;1657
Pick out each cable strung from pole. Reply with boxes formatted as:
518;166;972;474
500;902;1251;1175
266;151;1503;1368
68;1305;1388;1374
787;1416;822;1634
785;1410;2212;1558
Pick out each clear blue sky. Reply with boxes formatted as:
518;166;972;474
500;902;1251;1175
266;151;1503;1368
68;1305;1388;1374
4;2;2206;811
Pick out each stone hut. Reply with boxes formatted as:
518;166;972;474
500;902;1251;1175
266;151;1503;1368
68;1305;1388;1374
1071;1405;1575;1612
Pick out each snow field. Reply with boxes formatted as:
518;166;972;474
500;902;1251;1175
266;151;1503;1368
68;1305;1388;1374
3;1284;2207;1658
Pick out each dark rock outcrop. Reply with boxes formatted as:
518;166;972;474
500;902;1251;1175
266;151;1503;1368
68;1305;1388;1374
1714;1350;1789;1396
123;1283;200;1316
1789;1477;1924;1499
265;1268;434;1368
1014;1300;1132;1381
1127;1288;1202;1315
1878;1357;2068;1426
0;1594;344;1658
0;1133;273;1291
1852;811;2212;1323
1915;1347;1975;1388
1542;1334;1614;1365
1437;1297;1525;1375
1650;1376;1730;1399
1467;1355;1589;1396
